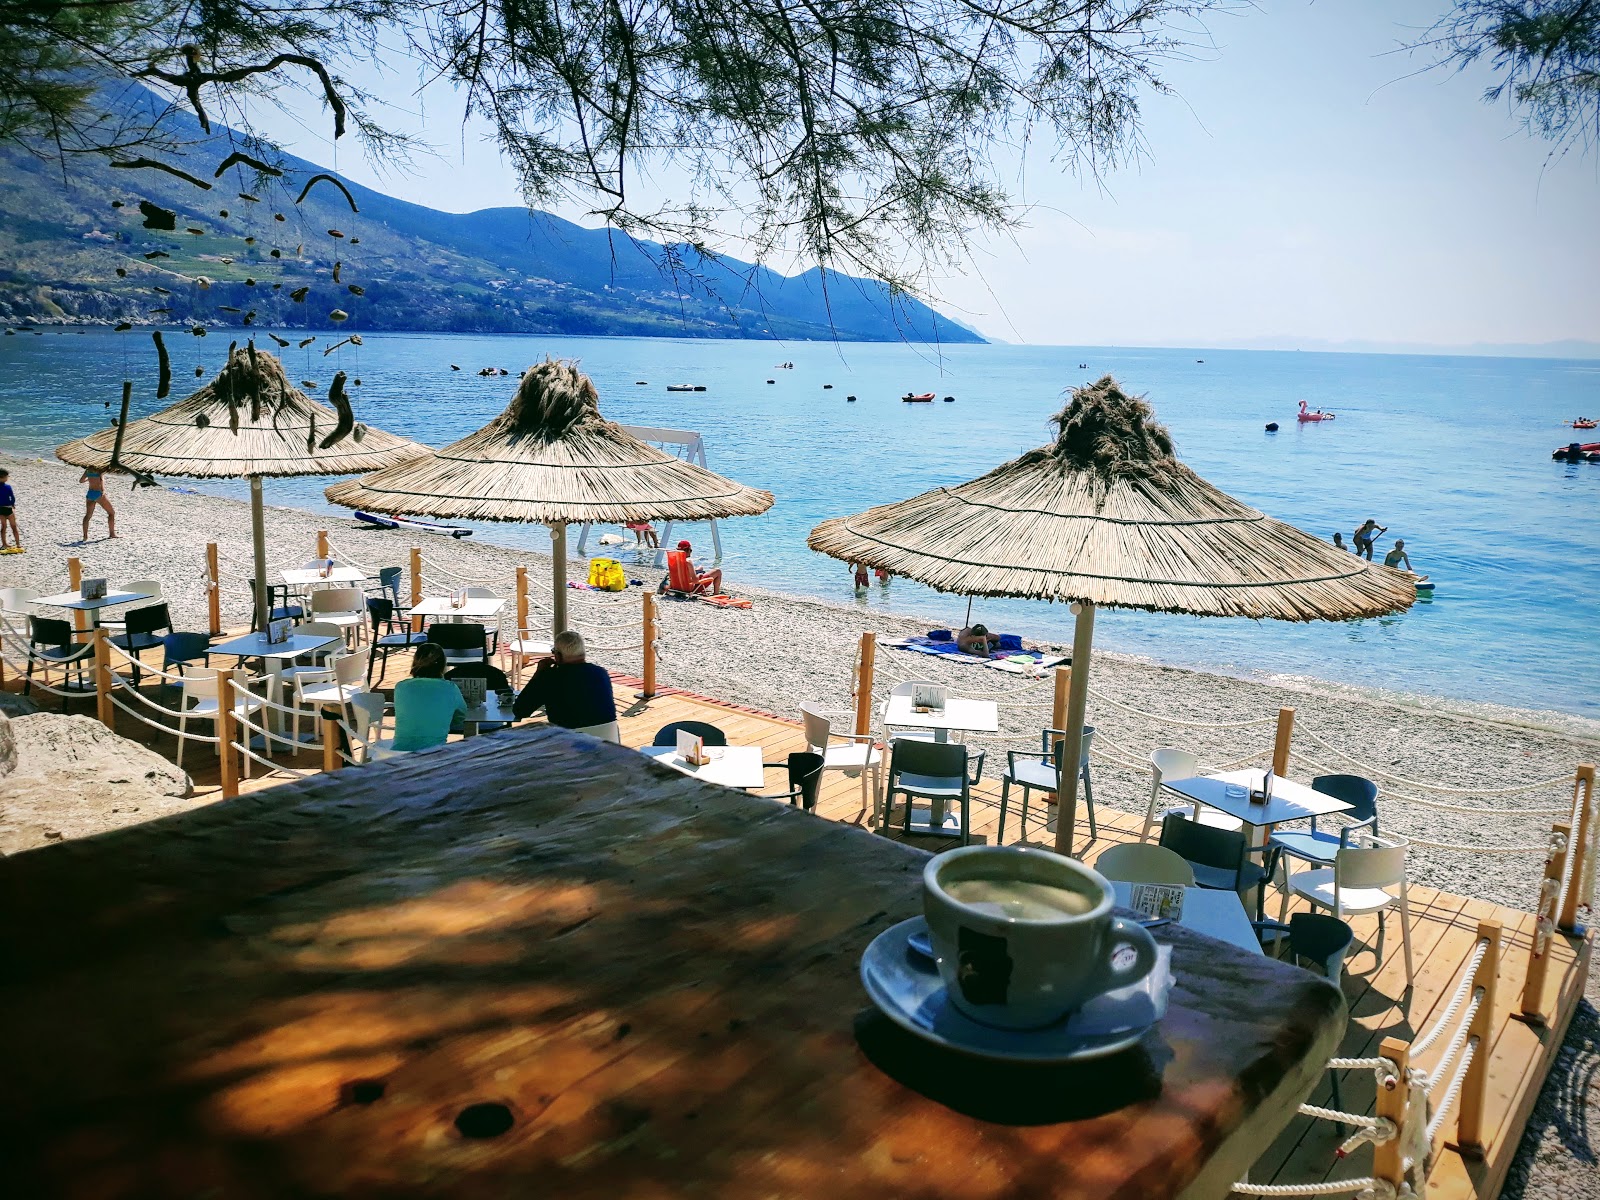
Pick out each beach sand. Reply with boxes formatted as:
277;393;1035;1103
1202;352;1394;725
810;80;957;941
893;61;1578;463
1;450;1595;1197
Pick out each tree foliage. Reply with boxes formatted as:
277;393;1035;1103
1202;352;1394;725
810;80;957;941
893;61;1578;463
0;0;1225;289
1424;0;1600;151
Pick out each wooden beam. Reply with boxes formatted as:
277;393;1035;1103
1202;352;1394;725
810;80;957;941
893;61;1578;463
1372;1036;1410;1189
67;556;87;639
853;632;876;738
641;592;657;699
1520;822;1569;1024
1273;707;1295;776
93;628;114;730
1452;920;1500;1158
205;542;221;636
409;546;423;632
322;709;341;774
1558;764;1594;932
216;668;240;800
316;529;329;561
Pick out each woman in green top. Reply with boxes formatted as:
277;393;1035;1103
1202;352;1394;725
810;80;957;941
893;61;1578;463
391;644;467;751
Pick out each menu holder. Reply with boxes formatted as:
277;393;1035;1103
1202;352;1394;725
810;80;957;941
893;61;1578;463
265;617;292;645
677;729;710;766
81;577;108;601
1128;882;1185;922
911;682;948;713
455;676;487;707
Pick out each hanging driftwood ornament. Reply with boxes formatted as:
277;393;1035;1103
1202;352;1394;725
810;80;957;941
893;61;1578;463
320;371;354;447
186;227;204;235
301;380;318;389
294;174;358;212
349;237;360;245
238;193;259;202
269;248;281;258
152;286;170;295
148;307;170;314
115;267;127;277
138;201;175;230
194;277;211;289
195;412;209;425
114;322;132;332
244;278;256;287
195;366;204;376
218;305;241;313
244;237;255;245
215;152;282;178
332;261;341;283
111;200;125;208
143;250;169;260
289;287;309;302
274;213;286;222
327;229;344;238
243;312;256;325
347;284;364;296
268;334;290;347
113;159;211;190
219;209;229;218
328;309;348;322
152;330;171;398
192;326;207;336
298;337;316;348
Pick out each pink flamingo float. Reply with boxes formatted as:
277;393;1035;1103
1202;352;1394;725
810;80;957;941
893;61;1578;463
1297;399;1335;423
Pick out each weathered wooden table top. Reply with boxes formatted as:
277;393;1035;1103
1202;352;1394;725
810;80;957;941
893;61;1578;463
0;728;1345;1199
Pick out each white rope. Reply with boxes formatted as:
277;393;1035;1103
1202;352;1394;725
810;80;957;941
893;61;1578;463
321;537;372;573
104;682;201;722
1086;687;1279;729
1327;1056;1395;1072
1231;1179;1394;1198
1375;791;1569;816
1298;1104;1383;1130
1412;939;1489;1055
1402;838;1551;853
1423;989;1482;1092
1424;1038;1477;1145
1297;725;1572;796
587;641;645;653
108;691;220;743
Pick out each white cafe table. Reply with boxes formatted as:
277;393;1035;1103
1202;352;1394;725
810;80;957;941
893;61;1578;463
881;693;1000;743
409;596;506;620
640;745;766;790
35;589;155;631
1163;769;1354;837
210;630;342;663
282;566;366;588
1112;881;1261;956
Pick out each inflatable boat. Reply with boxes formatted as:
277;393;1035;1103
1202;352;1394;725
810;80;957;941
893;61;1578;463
354;511;474;538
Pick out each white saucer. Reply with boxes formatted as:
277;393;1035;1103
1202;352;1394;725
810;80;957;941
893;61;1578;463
859;917;1169;1064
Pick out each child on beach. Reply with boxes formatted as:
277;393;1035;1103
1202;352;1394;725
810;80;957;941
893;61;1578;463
1331;532;1349;552
0;469;19;552
79;468;116;541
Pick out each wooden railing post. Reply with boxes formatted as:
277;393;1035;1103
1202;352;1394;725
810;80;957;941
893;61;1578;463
1373;1036;1410;1191
409;546;424;632
316;529;329;561
641;591;657;698
216;668;240;800
853;632;876;738
321;708;341;774
1521;821;1569;1024
516;565;529;637
92;627;114;730
68;556;87;640
206;542;221;636
1453;920;1500;1158
1273;706;1295;775
1558;764;1594;932
1052;665;1070;735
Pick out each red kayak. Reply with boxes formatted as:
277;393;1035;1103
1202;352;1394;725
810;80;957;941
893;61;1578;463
1552;441;1600;461
902;392;935;403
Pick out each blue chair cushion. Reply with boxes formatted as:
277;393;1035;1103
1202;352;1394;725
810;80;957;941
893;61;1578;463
894;771;964;797
1270;829;1343;866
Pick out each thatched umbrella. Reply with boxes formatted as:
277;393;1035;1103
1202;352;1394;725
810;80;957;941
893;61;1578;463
808;376;1417;854
326;359;773;633
57;345;425;632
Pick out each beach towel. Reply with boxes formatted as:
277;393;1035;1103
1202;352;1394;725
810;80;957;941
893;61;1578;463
699;593;752;610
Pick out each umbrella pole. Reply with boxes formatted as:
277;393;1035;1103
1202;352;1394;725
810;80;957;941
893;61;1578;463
963;596;973;628
250;476;269;633
1053;601;1096;859
551;522;568;636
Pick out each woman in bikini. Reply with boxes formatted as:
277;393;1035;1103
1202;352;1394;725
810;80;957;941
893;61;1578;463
79;468;116;541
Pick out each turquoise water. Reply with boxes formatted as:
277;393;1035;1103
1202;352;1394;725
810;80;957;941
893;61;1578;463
3;329;1598;715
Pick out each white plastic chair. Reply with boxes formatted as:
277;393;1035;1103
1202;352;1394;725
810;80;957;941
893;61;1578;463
0;587;39;615
178;667;267;774
274;621;344;693
1094;843;1196;887
1283;836;1414;983
101;579;162;633
801;704;884;814
350;690;397;761
310;586;366;646
290;647;370;746
1142;747;1244;841
505;628;554;685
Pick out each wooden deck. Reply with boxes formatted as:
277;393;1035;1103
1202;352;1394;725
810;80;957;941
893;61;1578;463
5;667;1590;1199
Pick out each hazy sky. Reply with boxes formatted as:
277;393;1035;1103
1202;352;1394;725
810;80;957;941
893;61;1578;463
270;1;1599;350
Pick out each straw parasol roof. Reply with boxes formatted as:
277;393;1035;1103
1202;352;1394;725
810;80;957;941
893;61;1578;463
325;358;774;523
808;376;1417;620
56;346;424;478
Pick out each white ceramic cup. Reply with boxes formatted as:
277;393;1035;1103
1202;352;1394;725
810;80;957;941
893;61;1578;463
922;845;1159;1030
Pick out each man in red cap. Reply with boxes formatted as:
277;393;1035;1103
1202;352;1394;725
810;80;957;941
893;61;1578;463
674;539;723;595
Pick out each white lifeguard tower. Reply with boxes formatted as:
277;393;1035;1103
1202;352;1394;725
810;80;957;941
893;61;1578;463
574;425;724;566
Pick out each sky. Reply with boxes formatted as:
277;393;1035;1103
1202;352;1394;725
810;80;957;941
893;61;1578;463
267;1;1599;351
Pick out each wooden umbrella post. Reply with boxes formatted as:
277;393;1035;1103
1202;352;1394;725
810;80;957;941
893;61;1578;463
409;546;423;632
516;566;529;638
1452;919;1501;1158
68;556;87;640
1053;601;1096;858
206;542;221;636
216;668;240;800
641;592;657;698
1520;821;1569;1024
551;523;569;636
1558;764;1594;932
316;529;329;561
1052;665;1070;735
1273;707;1295;775
853;632;876;738
93;628;114;730
249;476;269;637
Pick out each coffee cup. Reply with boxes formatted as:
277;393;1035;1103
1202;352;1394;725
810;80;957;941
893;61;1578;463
922;845;1159;1030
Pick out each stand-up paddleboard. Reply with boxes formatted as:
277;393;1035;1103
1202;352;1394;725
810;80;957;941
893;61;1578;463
352;511;473;539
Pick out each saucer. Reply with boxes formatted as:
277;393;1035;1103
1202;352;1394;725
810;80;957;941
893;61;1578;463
860;918;1170;1064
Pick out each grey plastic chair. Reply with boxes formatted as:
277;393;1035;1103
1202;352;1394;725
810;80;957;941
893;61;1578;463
997;725;1095;844
884;739;973;844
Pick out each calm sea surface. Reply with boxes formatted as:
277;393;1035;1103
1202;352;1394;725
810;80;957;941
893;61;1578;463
2;329;1597;716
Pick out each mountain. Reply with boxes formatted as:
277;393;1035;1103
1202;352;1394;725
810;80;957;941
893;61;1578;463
0;87;982;344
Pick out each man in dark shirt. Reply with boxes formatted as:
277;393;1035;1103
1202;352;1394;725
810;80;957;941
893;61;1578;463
512;629;617;731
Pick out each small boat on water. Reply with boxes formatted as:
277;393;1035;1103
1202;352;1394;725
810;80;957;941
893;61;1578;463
902;392;935;403
666;384;696;392
1553;441;1600;462
1570;418;1597;430
1297;399;1335;423
354;511;473;539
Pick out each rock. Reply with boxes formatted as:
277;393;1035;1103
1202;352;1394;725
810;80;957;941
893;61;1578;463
0;712;14;777
0;714;194;856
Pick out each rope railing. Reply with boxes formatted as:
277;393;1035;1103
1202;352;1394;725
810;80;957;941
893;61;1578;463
107;690;219;743
1296;724;1572;798
1086;686;1280;730
1413;938;1489;1055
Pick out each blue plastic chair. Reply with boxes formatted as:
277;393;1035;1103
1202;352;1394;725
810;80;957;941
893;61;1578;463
1267;774;1379;877
160;633;212;690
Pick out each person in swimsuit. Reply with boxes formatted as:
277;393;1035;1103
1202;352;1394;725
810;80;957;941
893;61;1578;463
79;468;116;541
1331;532;1349;552
1383;540;1413;571
626;520;659;549
0;469;19;551
1352;519;1385;560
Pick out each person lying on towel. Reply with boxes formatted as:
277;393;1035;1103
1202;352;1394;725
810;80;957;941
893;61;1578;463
956;623;1001;655
662;539;723;596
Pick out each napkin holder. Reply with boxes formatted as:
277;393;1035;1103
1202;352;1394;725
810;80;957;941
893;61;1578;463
677;730;710;766
265;617;292;645
81;577;108;601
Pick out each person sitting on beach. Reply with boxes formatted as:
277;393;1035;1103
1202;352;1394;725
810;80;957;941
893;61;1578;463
1383;539;1415;572
391;644;468;752
957;623;1001;655
1331;532;1350;552
664;539;722;596
512;630;617;736
79;468;116;541
627;520;659;549
0;469;19;551
1352;519;1385;560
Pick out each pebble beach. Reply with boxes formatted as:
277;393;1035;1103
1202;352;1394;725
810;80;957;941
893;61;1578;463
1;449;1595;1198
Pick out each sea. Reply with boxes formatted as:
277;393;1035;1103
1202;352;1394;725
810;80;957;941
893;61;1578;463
2;329;1597;718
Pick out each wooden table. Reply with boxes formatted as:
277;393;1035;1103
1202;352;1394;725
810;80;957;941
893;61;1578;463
640;743;767;789
0;729;1345;1199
